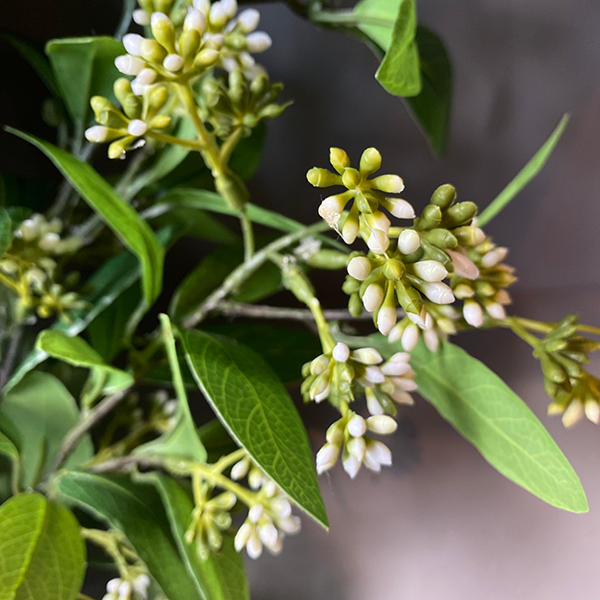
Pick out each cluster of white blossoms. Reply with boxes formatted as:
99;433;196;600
103;575;151;600
229;457;301;559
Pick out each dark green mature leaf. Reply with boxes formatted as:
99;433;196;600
371;0;421;97
406;27;452;155
139;472;250;600
135;315;207;463
0;492;86;600
8;129;165;306
180;330;328;528
55;471;204;600
0;372;93;488
478;114;570;227
0;208;11;255
46;37;123;123
350;334;588;513
229;122;267;180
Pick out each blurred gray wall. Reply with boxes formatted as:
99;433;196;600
3;1;600;599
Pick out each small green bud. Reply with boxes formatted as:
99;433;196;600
342;168;361;189
141;38;168;63
122;95;142;120
539;353;567;383
359;147;381;176
370;174;404;194
155;0;175;13
453;226;483;245
355;192;377;214
383;258;404;281
114;78;133;105
395;279;423;316
418;204;442;229
258;104;286;119
148;85;169;111
227;32;247;51
108;139;129;159
553;354;583;379
348;293;363;317
282;265;316;306
250;74;269;97
426;228;458;249
179;29;201;61
430;184;457;209
194;48;220;66
149;114;171;129
342;276;361;295
306;249;349;270
443;202;478;227
330;148;350;174
307;168;341;188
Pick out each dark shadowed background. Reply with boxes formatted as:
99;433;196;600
2;1;600;599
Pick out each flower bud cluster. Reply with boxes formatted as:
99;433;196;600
0;214;85;322
533;315;600;427
85;81;173;159
316;410;397;478
449;235;516;327
103;574;151;600
201;69;290;138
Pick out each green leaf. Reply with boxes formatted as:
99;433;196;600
139;472;250;600
0;372;93;488
477;114;570;227
405;27;452;155
135;315;207;463
372;0;421;97
180;329;328;528
46;37;123;124
55;471;204;600
0;492;86;600
229;121;267;180
0;427;20;495
0;208;11;255
169;243;281;323
7;128;165;307
351;334;588;513
354;0;399;49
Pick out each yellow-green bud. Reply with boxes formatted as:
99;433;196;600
179;29;201;61
342;168;361;189
426;228;458;249
155;0;175;14
141;38;168;63
307;168;341;188
383;258;404;281
330;147;350;174
444;202;478;227
108;139;129;160
194;48;220;66
250;74;269;97
151;13;176;53
306;249;349;270
148;85;169;111
430;184;456;209
149;114;172;129
359;147;381;176
122;95;142;120
370;174;404;194
114;78;134;106
348;293;363;317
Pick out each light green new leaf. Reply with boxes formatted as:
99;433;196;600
0;492;86;600
139;472;250;600
180;329;328;528
351;334;588;512
135;315;207;463
46;37;123;123
0;372;93;488
406;27;452;155
7;128;165;306
56;471;204;600
478;114;570;227
0;430;20;495
0;208;11;255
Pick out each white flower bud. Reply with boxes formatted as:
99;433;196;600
413;260;448;282
365;440;392;467
446;249;480;280
481;247;508;268
382;197;415;219
347;256;371;281
341;218;359;244
209;2;228;27
401;322;420;351
585;400;600;425
194;0;211;12
278;515;301;534
38;232;60;252
106;579;121;594
369;211;390;234
463;300;483;327
163;53;184;71
367;229;390;254
318;195;345;227
408;307;427;329
366;415;397;435
420;281;455;305
237;8;260;32
332;342;350;363
258;521;278;550
391;377;418;392
231;458;250;480
133;9;150;25
347;414;367;437
123;33;144;57
184;9;206;32
389;351;410;363
454;283;475;299
342;454;361;479
117;580;132;600
314;385;330;403
270;497;291;518
562;399;585;428
85;126;110;143
221;0;238;18
136;68;157;86
366;392;384;416
485;302;506;320
133;575;150;600
115;54;145;76
377;306;397;335
390;388;414;405
381;360;412;376
127;119;147;137
248;468;266;489
387;323;402;343
248;503;264;523
364;365;385;384
398;229;420;254
235;522;252;552
423;328;440;352
246;32;272;53
246;529;263;559
347;436;366;461
351;348;382;365
363;283;384;312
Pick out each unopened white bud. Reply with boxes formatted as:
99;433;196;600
381;360;411;376
123;33;144;57
398;229;420;254
420;281;455;305
351;348;382;365
585;400;600;425
401;322;420;351
38;233;60;252
246;529;263;559
194;0;210;12
363;283;384;312
377;306;397;335
390;388;415;405
347;256;371;280
246;32;272;53
115;54;145;76
342;454;361;479
423;328;440;352
562;399;585;428
481;247;508;268
391;376;418;392
366;415;397;435
184;9;206;32
369;211;391;234
347;436;366;461
366;392;384;416
85;125;109;143
367;229;390;254
278;515;301;534
347;414;367;437
387;323;402;343
237;8;260;32
463;300;483;327
259;521;278;550
117;580;132;600
209;2;228;27
234;522;252;552
163;53;184;71
382;197;415;219
133;9;150;25
407;307;427;329
221;0;238;18
106;579;121;594
332;342;350;363
446;249;480;280
231;458;250;480
318;196;344;227
248;503;264;523
365;440;392;467
364;365;385;384
133;575;151;600
342;218;359;244
127;119;147;137
413;260;448;282
485;302;506;320
136;68;157;85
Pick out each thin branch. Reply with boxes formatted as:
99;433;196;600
88;455;162;474
0;326;23;391
53;386;133;471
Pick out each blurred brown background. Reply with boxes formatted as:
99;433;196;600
2;1;600;598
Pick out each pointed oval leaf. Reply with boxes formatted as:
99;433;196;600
180;329;328;528
0;492;86;600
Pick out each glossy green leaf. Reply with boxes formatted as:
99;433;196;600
55;471;204;600
135;315;207;463
46;36;123;123
354;0;399;49
0;208;11;255
0;372;93;488
180;329;328;528
349;334;588;513
7;128;165;307
478;114;570;227
406;27;452;155
0;492;86;600
139;472;250;600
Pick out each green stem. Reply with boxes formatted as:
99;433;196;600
240;209;255;260
502;317;542;348
81;528;128;571
309;8;394;28
213;448;246;473
146;131;206;150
